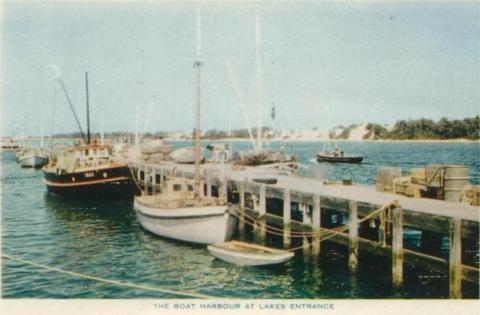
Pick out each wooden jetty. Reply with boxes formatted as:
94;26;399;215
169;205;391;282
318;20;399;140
130;161;479;299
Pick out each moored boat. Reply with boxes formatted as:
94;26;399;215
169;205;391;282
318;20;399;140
19;150;49;168
134;11;234;245
1;138;20;153
134;176;235;244
42;143;139;197
207;241;294;266
42;70;139;197
316;150;363;164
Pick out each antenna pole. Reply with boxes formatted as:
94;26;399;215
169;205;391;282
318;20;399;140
85;71;91;144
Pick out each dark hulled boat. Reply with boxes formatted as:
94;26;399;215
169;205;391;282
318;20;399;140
316;152;363;164
42;71;139;198
42;144;139;197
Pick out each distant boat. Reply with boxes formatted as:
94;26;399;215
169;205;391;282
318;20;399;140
170;147;204;164
1;138;20;152
316;151;363;164
18;149;49;168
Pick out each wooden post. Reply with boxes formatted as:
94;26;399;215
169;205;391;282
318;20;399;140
283;189;291;248
312;196;321;257
206;176;212;197
392;206;404;286
349;201;359;272
256;184;266;243
302;202;311;256
222;177;228;202
449;217;462;299
238;181;246;239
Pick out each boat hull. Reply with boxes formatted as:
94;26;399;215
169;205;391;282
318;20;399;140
134;198;235;244
19;155;49;168
316;154;363;164
42;165;139;197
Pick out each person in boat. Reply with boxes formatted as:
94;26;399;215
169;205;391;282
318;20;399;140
340;150;344;157
334;148;341;157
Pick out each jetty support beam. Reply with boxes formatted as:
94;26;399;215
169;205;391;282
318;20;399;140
312;196;321;257
256;184;266;243
449;217;462;299
349;201;359;272
238;181;246;239
392;206;404;286
283;189;291;248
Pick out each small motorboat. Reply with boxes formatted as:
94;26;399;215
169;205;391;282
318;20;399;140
316;150;363;164
207;241;294;266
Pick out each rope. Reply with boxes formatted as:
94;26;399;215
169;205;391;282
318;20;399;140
2;253;219;299
127;163;144;194
231;200;399;252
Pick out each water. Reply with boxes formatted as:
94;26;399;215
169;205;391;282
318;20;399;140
2;141;479;298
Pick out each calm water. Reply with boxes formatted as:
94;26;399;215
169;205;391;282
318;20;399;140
2;141;479;299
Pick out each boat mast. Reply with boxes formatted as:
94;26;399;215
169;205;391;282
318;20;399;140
193;9;202;199
255;16;263;150
51;86;56;144
85;71;91;145
101;108;105;145
57;77;87;144
225;59;257;149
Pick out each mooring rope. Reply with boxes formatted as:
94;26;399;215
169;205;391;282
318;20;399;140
231;200;399;252
127;163;145;193
2;253;219;299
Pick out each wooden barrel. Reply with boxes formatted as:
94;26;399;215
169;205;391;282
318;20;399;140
444;165;469;202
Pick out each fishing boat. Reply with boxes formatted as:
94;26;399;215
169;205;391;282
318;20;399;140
316;151;363;164
1;138;20;152
18;149;49;168
134;11;234;244
207;241;294;266
42;71;139;197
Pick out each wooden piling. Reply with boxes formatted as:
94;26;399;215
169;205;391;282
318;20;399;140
283;189;291;248
302;203;311;255
257;184;266;243
349;201;359;272
222;177;228;202
238;181;246;239
449;217;462;299
206;175;212;197
312;196;321;257
392;206;404;286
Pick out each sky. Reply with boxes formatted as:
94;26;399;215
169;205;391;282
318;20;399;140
1;1;479;136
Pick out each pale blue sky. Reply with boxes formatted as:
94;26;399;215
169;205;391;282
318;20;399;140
1;1;479;136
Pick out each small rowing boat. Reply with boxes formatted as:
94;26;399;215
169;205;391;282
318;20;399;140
207;241;294;266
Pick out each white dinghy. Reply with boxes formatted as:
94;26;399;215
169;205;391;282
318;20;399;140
207;241;294;266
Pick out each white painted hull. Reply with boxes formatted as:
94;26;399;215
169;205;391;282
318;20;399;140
134;198;235;244
207;244;294;266
19;154;49;168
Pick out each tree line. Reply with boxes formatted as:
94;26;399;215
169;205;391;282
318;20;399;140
364;116;479;140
